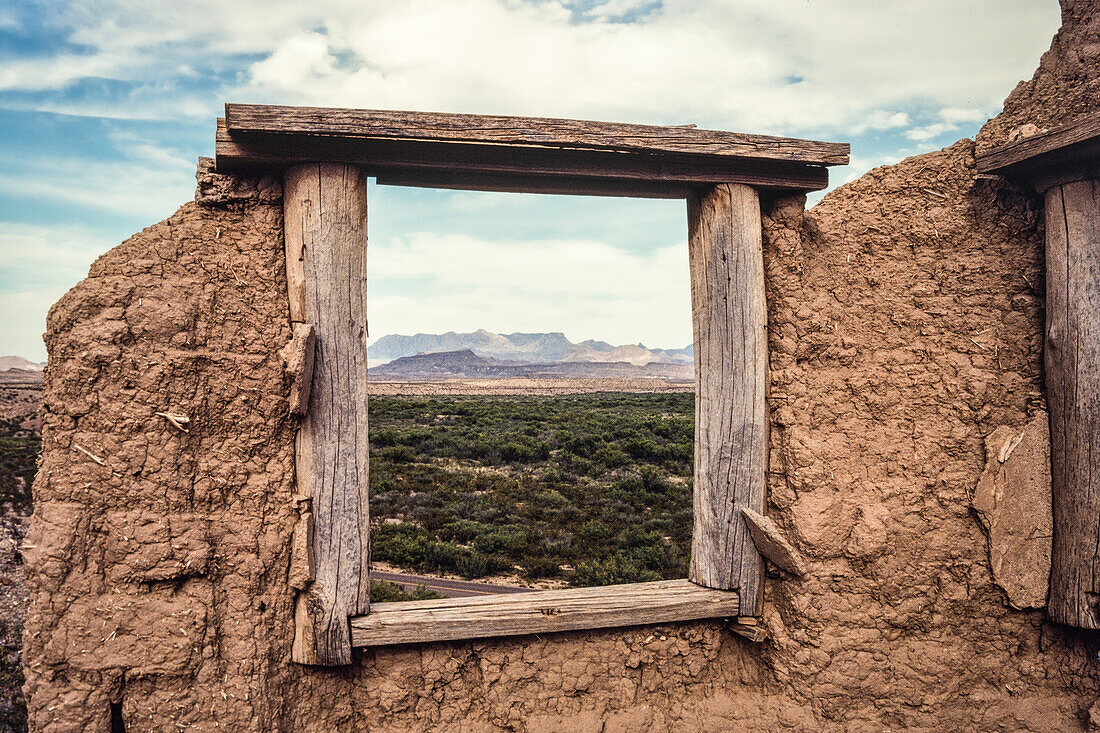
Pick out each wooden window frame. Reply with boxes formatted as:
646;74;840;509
213;104;848;664
977;112;1100;628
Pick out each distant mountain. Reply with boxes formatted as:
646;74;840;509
369;330;692;367
0;356;44;372
370;350;693;381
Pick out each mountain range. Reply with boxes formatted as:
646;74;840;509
370;349;693;381
368;330;692;367
0;356;44;372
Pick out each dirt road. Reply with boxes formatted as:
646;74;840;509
371;570;533;598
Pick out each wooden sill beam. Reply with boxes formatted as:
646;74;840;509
216;120;834;195
349;579;739;647
225;103;850;166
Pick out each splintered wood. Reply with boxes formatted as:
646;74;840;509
288;496;315;591
687;184;767;616
285;163;371;665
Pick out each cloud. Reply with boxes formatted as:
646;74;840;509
0;8;20;30
1;0;1060;137
0;1;1066;358
369;231;692;349
0;152;194;218
0;54;127;93
904;105;998;142
0;222;114;360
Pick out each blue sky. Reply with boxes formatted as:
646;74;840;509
0;0;1062;361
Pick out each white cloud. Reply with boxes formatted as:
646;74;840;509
904;105;999;142
0;150;193;218
940;107;989;125
850;111;911;135
0;54;124;92
3;0;1061;136
0;0;1067;357
369;232;692;349
905;122;957;142
0;223;115;361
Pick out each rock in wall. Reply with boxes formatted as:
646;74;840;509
972;413;1052;610
23;2;1100;730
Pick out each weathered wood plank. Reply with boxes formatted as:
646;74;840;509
285;163;371;665
375;170;690;199
687;183;767;616
226;103;850;165
1046;179;1100;628
215;120;832;194
349;580;739;647
977;113;1100;175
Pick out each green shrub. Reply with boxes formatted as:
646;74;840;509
523;557;562;579
0;435;37;515
570;554;661;587
369;580;444;603
368;392;695;587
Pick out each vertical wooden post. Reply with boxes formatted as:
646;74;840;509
1046;178;1100;628
687;183;767;616
284;163;371;664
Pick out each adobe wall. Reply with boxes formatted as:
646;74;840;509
23;2;1100;730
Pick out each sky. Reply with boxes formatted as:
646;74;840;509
0;0;1063;361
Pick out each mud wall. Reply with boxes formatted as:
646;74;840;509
22;2;1100;730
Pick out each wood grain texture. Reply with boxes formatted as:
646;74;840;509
375;170;691;199
1045;179;1100;628
687;184;767;616
977;113;1100;174
349;580;739;647
215;119;832;194
284;163;371;664
226;103;849;165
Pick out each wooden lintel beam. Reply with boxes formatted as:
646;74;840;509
977;113;1100;176
375;170;692;199
349;579;739;647
226;103;850;166
215;121;832;193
